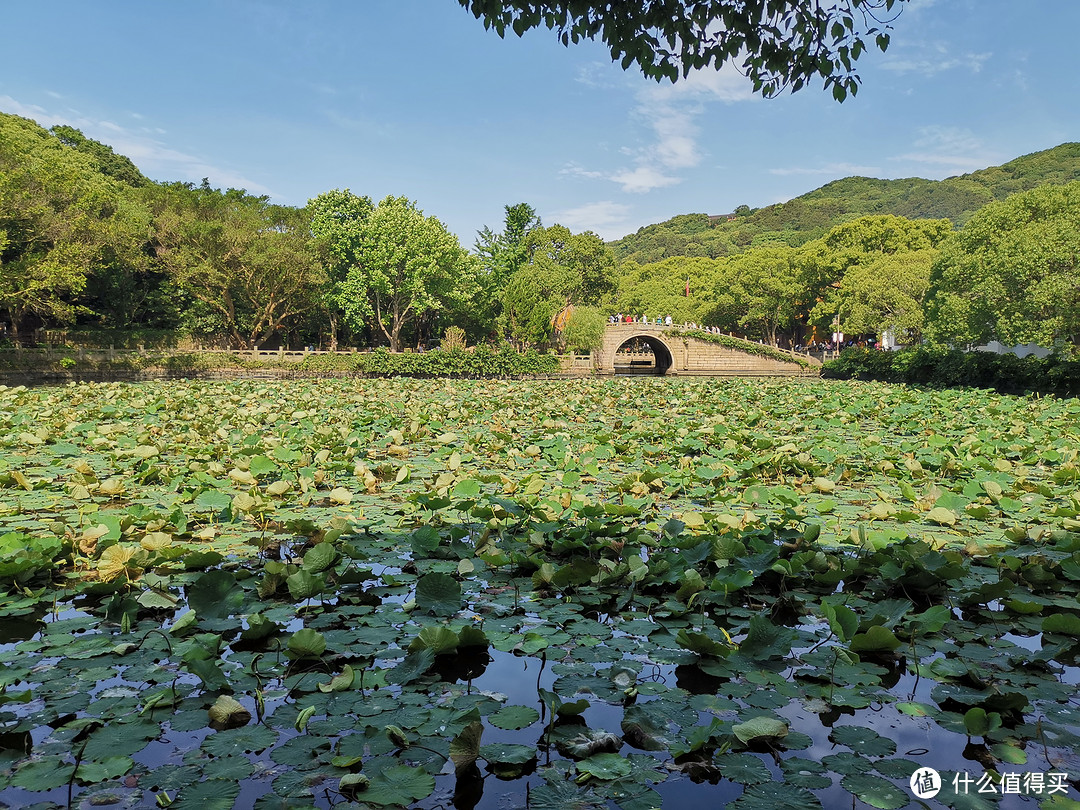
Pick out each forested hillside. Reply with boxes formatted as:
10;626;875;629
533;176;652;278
611;143;1080;263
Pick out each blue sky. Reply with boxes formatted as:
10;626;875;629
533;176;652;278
2;1;1077;242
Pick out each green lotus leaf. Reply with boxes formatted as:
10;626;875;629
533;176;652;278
201;725;277;757
193;490;232;513
172;778;242;810
1043;613;1080;636
187;570;244;619
415;572;462;616
286;628;327;660
208;695;251;729
317;664;355;693
849;625;902;652
360;764;436;806
74;754;134;784
12;757;77;791
841;772;909;810
286;569;324;601
82;718;161;760
488;705;540;731
828;725;896;757
480;742;537;766
732;716;789;744
963;707;1002;737
715;752;772;785
730;782;823;809
385;649;435;685
408;625;459;655
449;720;483;772
574;752;632;781
738;615;795;661
301;541;337;573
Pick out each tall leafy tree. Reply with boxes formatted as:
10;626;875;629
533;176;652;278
340;195;475;352
561;305;606;352
456;0;906;100
501;224;616;346
0;113;145;341
803;214;952;335
150;181;322;349
926;182;1080;349
713;246;804;345
474;202;541;336
836;249;935;343
308;188;374;349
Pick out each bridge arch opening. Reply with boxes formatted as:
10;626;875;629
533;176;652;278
613;335;673;375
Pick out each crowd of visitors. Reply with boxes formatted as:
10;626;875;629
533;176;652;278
607;314;727;333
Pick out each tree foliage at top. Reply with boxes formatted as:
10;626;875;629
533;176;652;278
457;0;905;100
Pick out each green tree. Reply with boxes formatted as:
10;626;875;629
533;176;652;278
474;202;541;336
837;249;935;343
614;256;721;325
501;225;616;346
0;113;144;341
50;125;149;187
803;214;952;333
340;195;475;352
561;305;606;353
150;182;323;349
456;0;906;100
714;246;805;345
308;188;374;349
926;182;1080;349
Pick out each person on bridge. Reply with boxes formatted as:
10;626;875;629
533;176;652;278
665;315;672;326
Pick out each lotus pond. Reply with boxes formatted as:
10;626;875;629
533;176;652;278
1;377;1079;810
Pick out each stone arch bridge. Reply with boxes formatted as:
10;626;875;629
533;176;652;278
595;323;819;376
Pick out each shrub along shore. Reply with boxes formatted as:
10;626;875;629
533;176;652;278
0;345;563;383
822;346;1080;397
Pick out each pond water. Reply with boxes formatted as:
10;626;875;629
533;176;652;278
3;578;1079;810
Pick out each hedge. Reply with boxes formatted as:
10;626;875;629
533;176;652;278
822;346;1080;396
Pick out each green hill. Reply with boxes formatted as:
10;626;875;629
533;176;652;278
611;143;1080;263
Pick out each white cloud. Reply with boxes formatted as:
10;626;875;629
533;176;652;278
567;64;755;195
893;125;1000;173
882;42;991;76
560;163;606;181
0;95;274;195
770;161;881;177
550;201;632;239
608;166;680;194
575;62;618;89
